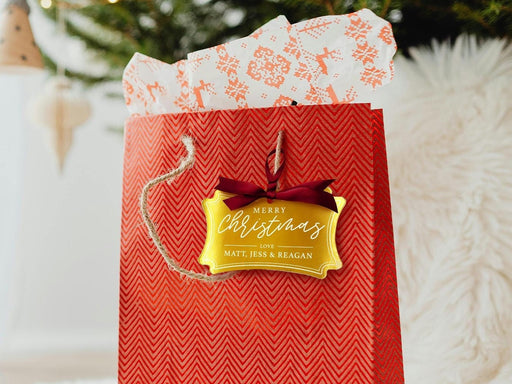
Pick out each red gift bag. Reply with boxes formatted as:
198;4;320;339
119;103;404;383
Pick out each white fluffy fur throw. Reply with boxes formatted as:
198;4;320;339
40;36;512;384
375;35;512;383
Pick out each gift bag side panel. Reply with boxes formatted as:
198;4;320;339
371;109;404;383
119;113;190;384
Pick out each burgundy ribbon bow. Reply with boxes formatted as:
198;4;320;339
215;150;338;212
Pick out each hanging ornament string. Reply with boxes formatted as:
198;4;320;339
55;2;65;169
140;131;285;282
56;3;65;77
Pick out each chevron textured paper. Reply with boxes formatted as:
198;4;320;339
119;103;403;383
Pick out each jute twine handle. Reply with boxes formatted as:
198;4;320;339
140;131;285;282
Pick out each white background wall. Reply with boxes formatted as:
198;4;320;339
0;75;25;353
0;72;126;356
0;0;131;357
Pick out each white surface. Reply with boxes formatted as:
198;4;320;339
0;74;126;356
0;75;25;350
36;381;115;384
0;0;126;361
0;351;116;384
36;380;115;384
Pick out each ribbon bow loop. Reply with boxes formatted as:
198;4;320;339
215;149;338;213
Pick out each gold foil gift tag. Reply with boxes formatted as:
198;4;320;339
199;188;345;279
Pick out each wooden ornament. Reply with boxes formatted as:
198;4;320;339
28;77;91;171
0;0;44;73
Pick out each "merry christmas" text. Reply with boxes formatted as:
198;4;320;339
217;210;325;240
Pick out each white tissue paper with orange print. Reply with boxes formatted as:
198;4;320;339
123;9;396;116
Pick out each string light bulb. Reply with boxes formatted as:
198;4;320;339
40;0;52;9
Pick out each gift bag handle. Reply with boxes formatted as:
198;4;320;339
140;132;284;282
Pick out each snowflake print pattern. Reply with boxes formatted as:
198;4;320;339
378;24;394;45
341;86;358;103
345;14;373;40
216;46;240;77
225;78;249;102
273;95;294;107
284;36;301;59
360;66;387;89
305;86;324;104
352;42;378;66
294;62;313;82
247;46;291;88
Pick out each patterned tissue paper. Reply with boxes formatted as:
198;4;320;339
122;15;289;115
122;9;396;116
